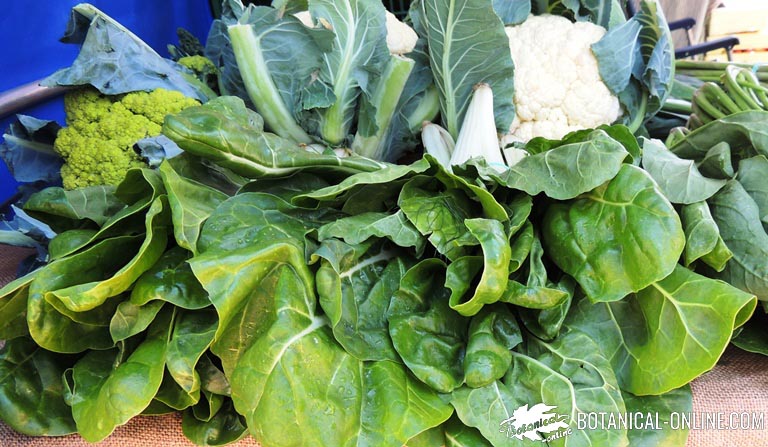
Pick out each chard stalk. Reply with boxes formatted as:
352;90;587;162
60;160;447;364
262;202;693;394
351;55;415;160
450;83;505;170
421;122;455;170
228;24;312;144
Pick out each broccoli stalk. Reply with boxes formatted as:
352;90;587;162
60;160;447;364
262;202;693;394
351;55;415;160
228;24;313;144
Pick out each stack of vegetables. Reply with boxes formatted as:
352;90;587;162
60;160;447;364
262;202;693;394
0;1;764;446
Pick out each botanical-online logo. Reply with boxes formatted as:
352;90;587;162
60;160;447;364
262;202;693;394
499;403;572;442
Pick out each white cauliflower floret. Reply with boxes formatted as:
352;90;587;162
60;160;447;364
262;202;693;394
294;11;417;55
503;14;622;143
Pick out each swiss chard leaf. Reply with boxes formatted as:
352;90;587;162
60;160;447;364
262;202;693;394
670;111;768;161
166;308;218;394
0;337;76;436
680;201;732;271
181;398;248;446
315;240;409;362
641;138;726;204
129;247;211;310
485;130;630;200
709;180;768;301
565;265;756;395
399;176;479;261
447;219;511;316
623;386;692;446
65;310;171;442
463;306;521;388
316;211;426;254
543;165;684;302
159;160;229;254
736;155;768;227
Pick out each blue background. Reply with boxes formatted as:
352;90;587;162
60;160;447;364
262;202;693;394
0;1;214;205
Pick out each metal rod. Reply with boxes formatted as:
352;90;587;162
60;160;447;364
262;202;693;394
0;80;71;120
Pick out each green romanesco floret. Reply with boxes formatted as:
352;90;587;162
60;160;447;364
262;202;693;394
177;55;218;75
54;87;200;189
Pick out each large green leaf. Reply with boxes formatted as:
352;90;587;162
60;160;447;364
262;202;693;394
46;196;170;313
399;176;479;261
316;211;426;254
500;231;569;309
200;243;453;446
523;331;629;447
22;185;124;231
294;157;431;209
566;265;756;395
315;239;409;362
417;0;515;138
486;130;629;200
189;242;315;376
447;219;511;316
680;201;731;271
167;308;218;394
464;306;521;388
109;300;165;343
0;271;38;340
0;337;76;436
641;138;726;204
27;235;142;353
65;310;170;442
709;180;768;301
162;96;385;178
543;165;684;302
390;295;468;394
670;110;768;161
159;160;229;254
736;155;768;227
181;398;248;446
129;247;211;310
198;192;342;256
622;386;692;446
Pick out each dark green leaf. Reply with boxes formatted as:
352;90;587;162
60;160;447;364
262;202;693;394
543;165;684;302
181;398;247;446
129;247;211;310
680;201;731;270
566;265;757;395
167;308;218;393
464;306;521;388
0;337;76;436
641;138;726;204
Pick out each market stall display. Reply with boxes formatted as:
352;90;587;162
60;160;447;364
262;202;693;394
1;1;768;446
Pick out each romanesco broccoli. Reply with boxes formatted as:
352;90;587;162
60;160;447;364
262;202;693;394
54;87;199;189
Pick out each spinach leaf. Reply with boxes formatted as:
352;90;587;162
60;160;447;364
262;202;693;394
167;308;218;394
316;211;426;254
129;247;211;310
736;155;768;227
399;176;479;261
543;165;684;302
623;386;692;446
181;398;248;446
670;111;768;161
198;243;453;445
464;306;521;388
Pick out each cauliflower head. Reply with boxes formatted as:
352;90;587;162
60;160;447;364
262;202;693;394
504;15;622;143
54;88;199;189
